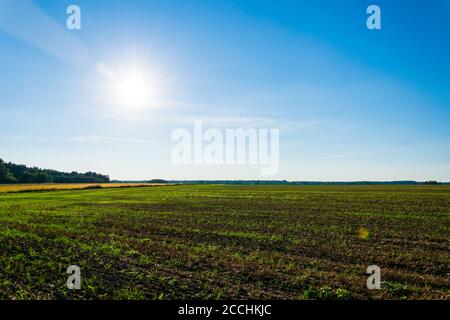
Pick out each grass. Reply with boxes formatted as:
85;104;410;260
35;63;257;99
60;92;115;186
0;184;448;300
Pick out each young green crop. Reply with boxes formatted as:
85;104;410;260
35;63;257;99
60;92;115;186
0;185;449;300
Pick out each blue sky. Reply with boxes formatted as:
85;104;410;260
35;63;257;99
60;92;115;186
0;0;449;181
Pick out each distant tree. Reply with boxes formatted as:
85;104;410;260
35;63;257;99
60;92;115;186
35;172;52;183
148;179;169;184
0;159;17;183
0;158;110;184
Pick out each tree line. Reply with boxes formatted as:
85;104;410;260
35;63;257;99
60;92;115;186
0;159;110;184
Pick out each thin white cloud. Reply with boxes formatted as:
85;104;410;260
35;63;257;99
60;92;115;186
68;135;166;145
0;0;90;65
1;134;166;146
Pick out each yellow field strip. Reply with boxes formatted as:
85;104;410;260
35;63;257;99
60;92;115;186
0;183;168;193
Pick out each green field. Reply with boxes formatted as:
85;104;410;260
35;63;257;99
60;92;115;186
0;185;449;300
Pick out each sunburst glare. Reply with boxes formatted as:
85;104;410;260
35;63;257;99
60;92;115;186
96;62;159;110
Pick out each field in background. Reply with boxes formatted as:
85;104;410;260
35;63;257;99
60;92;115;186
0;183;167;193
0;185;448;300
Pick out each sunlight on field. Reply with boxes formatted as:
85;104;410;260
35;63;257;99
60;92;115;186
0;183;167;193
0;184;448;299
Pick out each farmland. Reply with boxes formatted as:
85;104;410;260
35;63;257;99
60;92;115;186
0;183;166;193
0;184;449;300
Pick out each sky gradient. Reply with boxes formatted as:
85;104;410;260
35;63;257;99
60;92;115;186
0;0;449;181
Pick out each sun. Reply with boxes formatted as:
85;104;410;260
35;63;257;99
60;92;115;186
114;68;152;108
96;60;164;111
